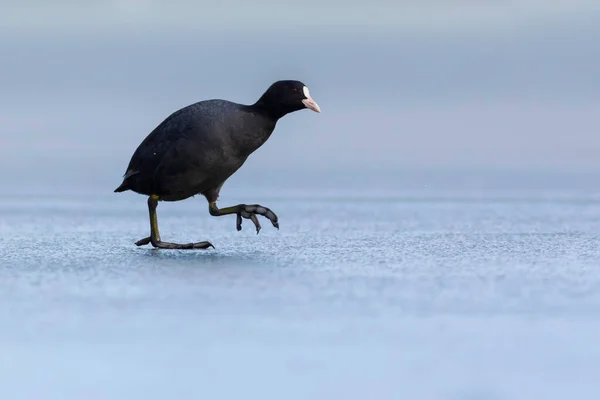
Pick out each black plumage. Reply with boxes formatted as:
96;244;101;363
114;80;321;249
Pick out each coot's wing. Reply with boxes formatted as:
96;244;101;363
117;99;245;197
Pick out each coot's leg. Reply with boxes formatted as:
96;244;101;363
209;202;279;234
135;195;214;249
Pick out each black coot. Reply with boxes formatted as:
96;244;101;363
114;80;321;249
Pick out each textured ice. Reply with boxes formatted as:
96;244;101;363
1;186;600;399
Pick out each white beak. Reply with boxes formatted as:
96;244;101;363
302;96;321;113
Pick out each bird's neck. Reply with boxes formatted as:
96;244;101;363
251;98;290;121
234;107;278;157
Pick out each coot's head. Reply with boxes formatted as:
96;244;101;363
255;80;321;119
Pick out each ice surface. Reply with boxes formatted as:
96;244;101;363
1;185;600;399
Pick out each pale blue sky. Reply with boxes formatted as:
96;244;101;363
1;2;599;190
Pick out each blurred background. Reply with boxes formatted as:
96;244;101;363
1;1;599;196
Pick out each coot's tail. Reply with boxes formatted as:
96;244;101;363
114;180;129;193
114;170;139;193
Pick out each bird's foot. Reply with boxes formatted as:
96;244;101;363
135;236;214;249
237;204;279;234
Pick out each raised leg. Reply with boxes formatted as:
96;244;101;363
209;201;279;234
135;195;214;249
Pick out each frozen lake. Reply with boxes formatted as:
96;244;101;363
1;175;600;399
